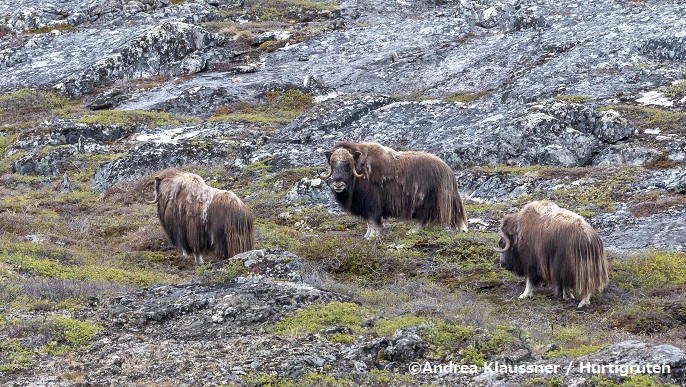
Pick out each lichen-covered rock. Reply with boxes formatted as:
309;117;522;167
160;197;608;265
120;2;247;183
258;98;636;170
232;249;305;282
91;122;264;191
11;147;77;176
54;22;225;96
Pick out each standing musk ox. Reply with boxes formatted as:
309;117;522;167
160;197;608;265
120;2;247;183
321;141;468;238
496;200;608;307
147;169;254;265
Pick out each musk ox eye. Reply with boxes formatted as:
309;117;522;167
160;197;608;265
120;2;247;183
498;238;506;249
344;164;351;171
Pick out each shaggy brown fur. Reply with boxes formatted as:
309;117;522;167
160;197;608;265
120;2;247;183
322;141;468;238
496;200;608;307
148;169;254;265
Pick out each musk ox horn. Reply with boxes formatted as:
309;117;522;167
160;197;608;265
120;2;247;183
320;165;333;179
146;177;161;204
494;229;511;253
351;164;364;178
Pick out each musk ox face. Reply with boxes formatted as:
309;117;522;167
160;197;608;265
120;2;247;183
321;148;363;193
496;214;525;276
498;238;515;271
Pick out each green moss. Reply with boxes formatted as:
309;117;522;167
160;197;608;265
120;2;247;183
658;80;686;99
390;91;434;102
547;167;638;216
270;301;362;337
471;164;544;176
210;90;312;125
444;90;490;104
421;320;474;358
460;345;486;365
0;241;172;287
254;219;298;250
546;344;604;359
0;340;33;372
554;95;592;104
301;373;353;387
604;105;686;134
25;23;75;34
549;325;598;349
241;371;414;387
0;316;102;371
220;0;340;22
420;321;522;363
74;109;198;128
45;316;103;353
611;250;686;290
0;132;19;156
373;315;429;337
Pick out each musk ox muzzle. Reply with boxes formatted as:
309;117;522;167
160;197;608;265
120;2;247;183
495;200;608;308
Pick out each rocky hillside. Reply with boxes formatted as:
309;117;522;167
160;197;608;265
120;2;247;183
1;0;686;385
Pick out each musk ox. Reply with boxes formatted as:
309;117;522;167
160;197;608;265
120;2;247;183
321;141;468;238
496;200;608;307
147;168;254;265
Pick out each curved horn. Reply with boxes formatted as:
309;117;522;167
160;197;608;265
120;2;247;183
351;164;364;179
494;229;511;253
146;177;161;204
320;165;333;179
350;150;364;179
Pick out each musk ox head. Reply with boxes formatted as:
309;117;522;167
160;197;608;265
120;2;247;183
321;147;364;193
495;213;523;274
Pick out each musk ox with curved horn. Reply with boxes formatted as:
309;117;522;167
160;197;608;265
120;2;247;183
321;141;468;238
496;200;608;307
147;168;254;265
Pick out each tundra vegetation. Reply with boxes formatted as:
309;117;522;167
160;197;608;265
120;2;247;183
0;82;684;385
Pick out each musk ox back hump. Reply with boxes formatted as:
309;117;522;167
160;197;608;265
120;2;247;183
152;168;254;262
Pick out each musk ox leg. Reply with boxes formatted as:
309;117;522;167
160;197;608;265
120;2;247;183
408;222;424;234
194;254;204;266
577;294;591;308
519;277;535;299
364;220;382;239
563;288;576;300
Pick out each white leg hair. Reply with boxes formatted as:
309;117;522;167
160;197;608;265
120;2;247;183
364;220;382;239
577;295;591;308
194;254;204;266
459;220;468;232
519;277;535;299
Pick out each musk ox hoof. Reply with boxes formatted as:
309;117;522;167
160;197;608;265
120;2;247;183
577;296;591;308
364;221;382;239
518;292;533;299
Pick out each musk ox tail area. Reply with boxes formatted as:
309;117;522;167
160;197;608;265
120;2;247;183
208;192;255;259
569;231;608;301
407;154;468;231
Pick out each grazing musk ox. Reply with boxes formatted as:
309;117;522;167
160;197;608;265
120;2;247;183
147;169;254;265
496;200;608;307
321;141;468;238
